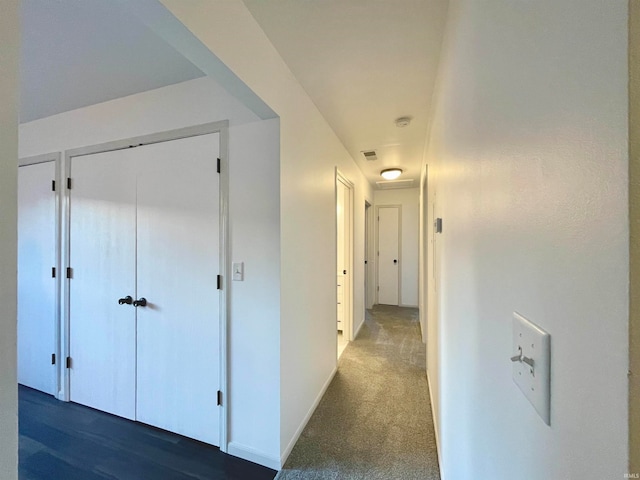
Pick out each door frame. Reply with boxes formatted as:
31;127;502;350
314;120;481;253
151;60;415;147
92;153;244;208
335;169;354;342
365;200;375;310
61;121;230;451
419;169;429;343
18;152;62;397
375;204;402;305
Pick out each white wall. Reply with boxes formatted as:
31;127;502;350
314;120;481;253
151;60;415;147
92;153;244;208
631;0;640;470
227;118;281;466
423;1;629;479
374;188;419;308
158;1;374;464
0;1;19;478
19;77;282;467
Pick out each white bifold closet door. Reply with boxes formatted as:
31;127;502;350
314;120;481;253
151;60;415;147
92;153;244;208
69;133;220;446
18;161;57;395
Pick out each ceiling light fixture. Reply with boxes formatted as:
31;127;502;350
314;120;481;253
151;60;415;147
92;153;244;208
395;116;412;128
380;168;403;180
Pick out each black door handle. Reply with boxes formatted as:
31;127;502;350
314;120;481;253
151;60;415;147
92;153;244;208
118;295;133;305
133;297;147;307
343;269;347;275
393;259;398;264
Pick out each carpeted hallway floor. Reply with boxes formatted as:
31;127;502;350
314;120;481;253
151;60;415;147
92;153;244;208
276;305;440;480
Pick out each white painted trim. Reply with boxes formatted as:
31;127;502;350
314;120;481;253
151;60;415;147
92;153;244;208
61;121;230;449
218;124;230;453
19;152;59;167
353;315;365;340
364;201;375;311
227;442;281;471
280;366;338;467
336;169;355;343
18;152;62;399
427;371;444;480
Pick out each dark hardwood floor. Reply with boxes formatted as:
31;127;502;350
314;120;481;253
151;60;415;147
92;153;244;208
19;385;277;480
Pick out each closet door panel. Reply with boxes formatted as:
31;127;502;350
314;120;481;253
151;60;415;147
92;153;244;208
135;134;220;445
18;161;57;395
69;149;137;419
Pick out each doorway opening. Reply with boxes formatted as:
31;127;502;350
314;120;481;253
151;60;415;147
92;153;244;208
365;201;374;310
336;170;354;359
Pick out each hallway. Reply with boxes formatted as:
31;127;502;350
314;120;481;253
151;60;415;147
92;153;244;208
278;305;440;479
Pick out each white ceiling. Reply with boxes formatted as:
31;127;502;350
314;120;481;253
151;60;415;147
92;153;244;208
242;0;449;187
20;0;205;123
20;0;448;188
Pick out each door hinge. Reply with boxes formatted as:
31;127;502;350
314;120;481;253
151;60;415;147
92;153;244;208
217;158;221;174
67;177;72;189
52;267;56;278
217;390;223;406
66;267;72;279
51;353;56;365
66;356;71;369
217;275;222;290
51;180;56;191
377;286;380;291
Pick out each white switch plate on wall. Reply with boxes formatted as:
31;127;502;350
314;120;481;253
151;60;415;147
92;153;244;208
512;312;551;425
232;262;244;281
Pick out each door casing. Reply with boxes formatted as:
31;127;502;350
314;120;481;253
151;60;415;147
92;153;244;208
336;170;354;343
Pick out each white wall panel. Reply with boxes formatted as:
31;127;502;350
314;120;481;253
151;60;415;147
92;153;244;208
424;1;629;478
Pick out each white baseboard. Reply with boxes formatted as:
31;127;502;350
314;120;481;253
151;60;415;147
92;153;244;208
427;371;444;479
280;366;338;467
227;442;281;471
353;317;365;339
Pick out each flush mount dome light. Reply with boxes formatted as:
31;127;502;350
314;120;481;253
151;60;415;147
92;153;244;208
380;168;403;180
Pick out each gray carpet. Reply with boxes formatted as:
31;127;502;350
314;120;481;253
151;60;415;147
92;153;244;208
277;305;441;480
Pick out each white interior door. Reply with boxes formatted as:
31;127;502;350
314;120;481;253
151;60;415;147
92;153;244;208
135;133;220;446
378;206;400;305
69;149;137;419
337;180;345;331
18;161;57;395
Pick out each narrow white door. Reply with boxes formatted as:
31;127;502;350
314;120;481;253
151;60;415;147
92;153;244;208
135;134;220;446
69;149;137;419
378;206;400;305
18;161;57;395
336;180;345;331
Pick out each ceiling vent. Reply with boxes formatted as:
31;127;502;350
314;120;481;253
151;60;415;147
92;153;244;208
362;150;378;161
376;179;415;190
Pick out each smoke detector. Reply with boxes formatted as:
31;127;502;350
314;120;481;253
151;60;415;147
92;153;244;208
395;116;412;128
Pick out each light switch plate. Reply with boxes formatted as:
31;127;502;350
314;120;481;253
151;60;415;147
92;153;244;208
512;312;551;425
232;262;244;281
